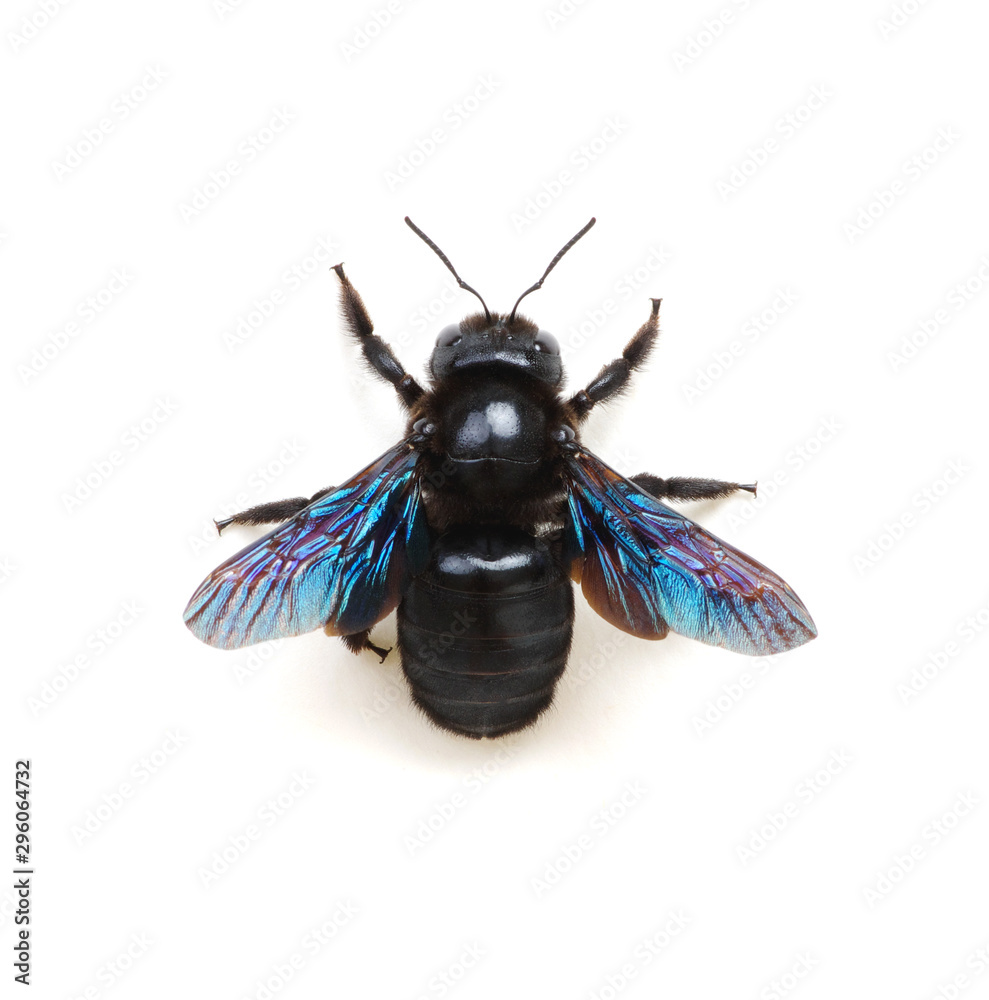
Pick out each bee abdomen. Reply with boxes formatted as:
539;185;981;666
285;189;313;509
397;527;574;739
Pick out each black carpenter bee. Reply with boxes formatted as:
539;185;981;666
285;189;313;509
184;219;816;738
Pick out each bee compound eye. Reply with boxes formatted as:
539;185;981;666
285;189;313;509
436;325;462;347
534;331;560;355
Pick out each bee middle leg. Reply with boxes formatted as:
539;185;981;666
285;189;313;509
631;474;757;502
214;486;335;534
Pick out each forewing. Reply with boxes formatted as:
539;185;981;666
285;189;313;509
564;447;817;655
184;438;427;649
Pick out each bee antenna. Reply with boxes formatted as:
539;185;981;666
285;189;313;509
404;217;491;323
509;217;596;323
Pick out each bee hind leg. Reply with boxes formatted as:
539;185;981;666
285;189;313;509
339;630;392;663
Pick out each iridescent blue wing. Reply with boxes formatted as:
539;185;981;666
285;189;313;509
564;446;816;655
184;438;427;649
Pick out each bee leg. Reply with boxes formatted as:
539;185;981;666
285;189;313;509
340;629;392;663
214;486;335;534
567;298;661;423
332;264;425;408
631;474;758;502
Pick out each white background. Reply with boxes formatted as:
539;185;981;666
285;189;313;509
3;0;988;997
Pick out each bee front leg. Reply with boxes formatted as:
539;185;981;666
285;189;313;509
333;264;425;408
567;298;661;422
214;486;335;534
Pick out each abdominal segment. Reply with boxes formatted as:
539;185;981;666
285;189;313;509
397;525;573;738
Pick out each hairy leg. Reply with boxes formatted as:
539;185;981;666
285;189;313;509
631;474;757;502
333;264;425;408
568;298;661;422
214;486;334;533
339;628;392;662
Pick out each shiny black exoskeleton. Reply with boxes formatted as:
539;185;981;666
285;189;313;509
212;219;763;737
397;304;578;735
399;525;573;738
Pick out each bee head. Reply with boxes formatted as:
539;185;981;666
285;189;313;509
429;312;562;385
